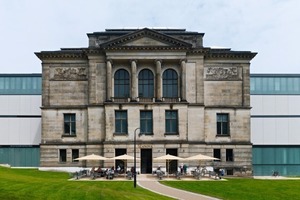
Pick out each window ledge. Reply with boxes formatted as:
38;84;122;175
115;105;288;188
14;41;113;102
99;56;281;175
113;133;128;136
216;134;230;137
164;133;179;136
141;133;154;136
62;134;76;138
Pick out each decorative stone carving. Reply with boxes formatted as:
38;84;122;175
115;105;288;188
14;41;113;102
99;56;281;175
205;66;240;80
51;67;87;80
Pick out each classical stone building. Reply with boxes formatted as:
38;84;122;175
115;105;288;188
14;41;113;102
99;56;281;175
35;28;256;175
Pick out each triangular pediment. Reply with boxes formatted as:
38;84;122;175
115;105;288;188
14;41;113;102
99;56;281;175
100;28;192;49
123;36;169;46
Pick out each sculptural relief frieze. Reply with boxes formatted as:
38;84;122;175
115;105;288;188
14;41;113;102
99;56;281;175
51;67;87;80
205;66;241;80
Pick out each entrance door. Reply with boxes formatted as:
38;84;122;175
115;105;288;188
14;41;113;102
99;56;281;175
166;148;178;174
115;149;126;172
141;149;152;174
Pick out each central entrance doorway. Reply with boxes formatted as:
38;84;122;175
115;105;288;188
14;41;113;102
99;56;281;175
141;149;152;174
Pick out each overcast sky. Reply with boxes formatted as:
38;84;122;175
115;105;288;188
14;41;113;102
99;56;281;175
0;0;299;74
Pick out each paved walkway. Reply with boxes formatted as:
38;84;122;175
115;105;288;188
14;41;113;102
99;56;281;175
137;175;220;200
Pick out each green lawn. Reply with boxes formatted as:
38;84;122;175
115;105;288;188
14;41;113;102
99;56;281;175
0;167;172;200
162;178;300;200
2;167;300;200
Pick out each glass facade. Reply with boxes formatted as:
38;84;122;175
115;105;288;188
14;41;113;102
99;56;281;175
250;74;300;95
0;147;40;167
253;146;300;176
0;74;41;95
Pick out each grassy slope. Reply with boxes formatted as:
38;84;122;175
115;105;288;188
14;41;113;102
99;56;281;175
0;167;172;200
162;178;300;200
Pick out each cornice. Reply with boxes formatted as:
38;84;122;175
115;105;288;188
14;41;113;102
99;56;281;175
41;105;88;110
83;48;105;55
187;48;210;54
205;51;257;60
188;48;257;60
35;51;87;60
104;46;190;51
205;106;251;109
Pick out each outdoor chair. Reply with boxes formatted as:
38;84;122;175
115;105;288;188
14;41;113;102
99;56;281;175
126;171;132;180
156;170;164;180
106;169;114;179
192;168;201;180
74;169;88;179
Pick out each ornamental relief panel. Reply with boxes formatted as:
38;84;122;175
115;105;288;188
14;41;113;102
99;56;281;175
50;67;87;80
204;65;242;81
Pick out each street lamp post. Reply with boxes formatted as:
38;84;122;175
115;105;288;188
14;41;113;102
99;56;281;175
133;127;140;188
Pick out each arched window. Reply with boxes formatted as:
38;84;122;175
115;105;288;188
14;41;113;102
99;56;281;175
138;69;154;98
114;69;130;98
163;69;178;98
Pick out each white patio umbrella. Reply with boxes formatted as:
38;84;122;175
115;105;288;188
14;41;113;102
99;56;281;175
109;154;134;174
74;154;108;161
110;154;134;160
184;153;220;175
74;154;108;169
153;154;183;177
184;153;220;161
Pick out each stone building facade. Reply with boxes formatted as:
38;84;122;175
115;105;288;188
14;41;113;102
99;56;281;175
35;28;256;175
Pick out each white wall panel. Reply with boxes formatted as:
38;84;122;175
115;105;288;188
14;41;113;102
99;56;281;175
251;118;300;145
0;95;41;115
0;118;41;145
251;95;300;115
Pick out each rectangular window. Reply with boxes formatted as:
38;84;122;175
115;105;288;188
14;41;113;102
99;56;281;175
64;114;76;135
115;110;128;134
165;110;178;134
226;149;234;162
214;149;221;161
140;111;153;135
217;113;229;135
72;149;79;162
59;149;67;163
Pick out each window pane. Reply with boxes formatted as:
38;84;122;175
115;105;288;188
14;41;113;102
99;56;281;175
138;69;154;98
114;69;130;97
214;149;221;161
59;149;67;162
226;149;234;161
115;111;127;134
163;69;178;97
72;149;79;162
165;110;178;134
140;111;153;134
217;113;229;135
64;114;76;135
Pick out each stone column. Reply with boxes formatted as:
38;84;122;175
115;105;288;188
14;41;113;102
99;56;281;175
106;60;112;101
181;60;186;101
155;60;162;101
131;60;138;101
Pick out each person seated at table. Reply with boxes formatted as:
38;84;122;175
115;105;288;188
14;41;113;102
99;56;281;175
106;167;114;179
95;166;102;173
